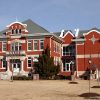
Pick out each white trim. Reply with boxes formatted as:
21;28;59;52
27;40;33;51
2;41;7;52
6;21;27;28
77;54;100;58
10;35;21;39
76;43;84;45
33;39;38;51
63;31;74;38
1;57;7;69
39;39;44;50
83;30;100;36
63;62;72;72
27;57;32;68
75;29;79;37
62;44;70;46
10;39;25;43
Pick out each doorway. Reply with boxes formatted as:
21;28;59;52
11;59;21;73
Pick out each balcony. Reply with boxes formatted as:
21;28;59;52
6;50;26;56
63;52;75;56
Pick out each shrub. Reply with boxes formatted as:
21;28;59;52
11;75;32;80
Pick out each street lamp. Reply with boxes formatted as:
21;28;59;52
88;59;92;98
70;61;74;81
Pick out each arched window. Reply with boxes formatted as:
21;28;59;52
16;29;18;34
19;29;21;33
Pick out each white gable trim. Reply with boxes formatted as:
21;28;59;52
6;21;27;28
83;30;100;36
62;31;74;38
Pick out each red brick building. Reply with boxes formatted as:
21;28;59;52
0;19;62;79
0;19;100;80
54;28;100;79
74;28;100;79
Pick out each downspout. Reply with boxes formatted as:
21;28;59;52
75;29;79;78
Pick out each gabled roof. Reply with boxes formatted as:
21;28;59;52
23;19;49;33
53;32;61;37
53;30;73;37
0;19;49;35
78;28;100;37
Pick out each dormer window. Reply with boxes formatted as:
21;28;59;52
11;29;21;34
12;29;14;34
19;29;21;33
16;29;18;34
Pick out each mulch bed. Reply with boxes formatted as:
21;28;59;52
69;81;78;84
91;86;100;88
79;92;100;97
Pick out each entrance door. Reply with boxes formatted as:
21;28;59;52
65;63;71;71
12;59;21;73
13;63;21;73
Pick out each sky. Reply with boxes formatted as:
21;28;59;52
0;0;100;33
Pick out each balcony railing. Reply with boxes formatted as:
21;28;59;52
6;50;26;56
63;52;75;56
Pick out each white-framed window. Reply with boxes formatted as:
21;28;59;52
2;57;7;68
11;42;22;51
28;57;32;67
34;40;38;50
63;61;74;72
2;42;7;51
40;40;44;50
27;40;32;50
54;41;60;53
65;63;70;71
63;45;75;56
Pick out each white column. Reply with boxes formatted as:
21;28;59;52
21;60;24;72
96;68;99;80
7;60;10;72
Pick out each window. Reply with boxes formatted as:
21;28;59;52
63;63;71;72
16;29;18;34
19;29;21;33
34;40;38;50
19;43;21;51
2;42;7;51
28;57;32;67
11;42;22;51
11;29;21;34
28;40;32;50
63;45;75;56
15;42;18;51
2;57;7;68
40;40;44;50
54;41;60;53
12;29;14;34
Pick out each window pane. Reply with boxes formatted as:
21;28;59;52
11;42;22;51
16;29;18;34
3;57;7;68
3;42;7;51
28;57;32;67
12;30;14;34
34;40;38;50
28;40;32;50
40;40;44;49
19;29;21;33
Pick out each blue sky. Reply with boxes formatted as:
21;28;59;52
0;0;100;32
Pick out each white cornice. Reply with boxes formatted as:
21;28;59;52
83;30;100;36
62;31;74;38
6;21;27;28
